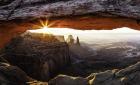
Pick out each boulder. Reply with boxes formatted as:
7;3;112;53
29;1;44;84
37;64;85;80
0;55;49;85
49;75;89;85
0;55;31;85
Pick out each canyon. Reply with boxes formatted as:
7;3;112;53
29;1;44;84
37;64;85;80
0;31;140;85
0;0;140;85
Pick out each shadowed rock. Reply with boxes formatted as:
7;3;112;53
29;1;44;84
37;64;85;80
49;62;140;85
49;75;89;85
0;55;48;85
0;55;31;85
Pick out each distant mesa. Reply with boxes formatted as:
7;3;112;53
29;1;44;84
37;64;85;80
24;31;81;45
66;35;80;45
66;35;74;45
76;36;80;46
24;31;65;42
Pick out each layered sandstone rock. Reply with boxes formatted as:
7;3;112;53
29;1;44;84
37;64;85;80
2;32;70;81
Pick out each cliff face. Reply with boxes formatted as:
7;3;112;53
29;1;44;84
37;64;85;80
2;32;70;81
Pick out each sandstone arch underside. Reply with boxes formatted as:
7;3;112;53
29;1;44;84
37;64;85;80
1;0;140;48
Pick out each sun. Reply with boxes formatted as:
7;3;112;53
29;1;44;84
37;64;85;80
28;27;72;35
29;27;140;34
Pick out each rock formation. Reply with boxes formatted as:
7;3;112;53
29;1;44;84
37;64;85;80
1;0;140;30
66;35;75;45
0;55;48;85
0;0;140;20
66;35;81;45
75;37;80;46
0;0;140;85
1;44;140;85
1;0;140;48
2;32;70;81
49;61;140;85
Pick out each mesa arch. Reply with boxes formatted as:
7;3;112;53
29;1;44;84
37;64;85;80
1;0;140;48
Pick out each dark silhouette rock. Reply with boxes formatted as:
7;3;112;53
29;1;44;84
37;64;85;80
0;55;31;85
75;37;80;46
67;35;75;45
0;55;48;85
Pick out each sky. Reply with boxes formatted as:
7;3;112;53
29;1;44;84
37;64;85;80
28;27;140;44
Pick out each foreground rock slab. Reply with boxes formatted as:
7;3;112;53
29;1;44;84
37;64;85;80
0;55;48;85
49;61;140;85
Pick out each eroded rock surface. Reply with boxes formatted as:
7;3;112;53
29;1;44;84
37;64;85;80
0;0;140;20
